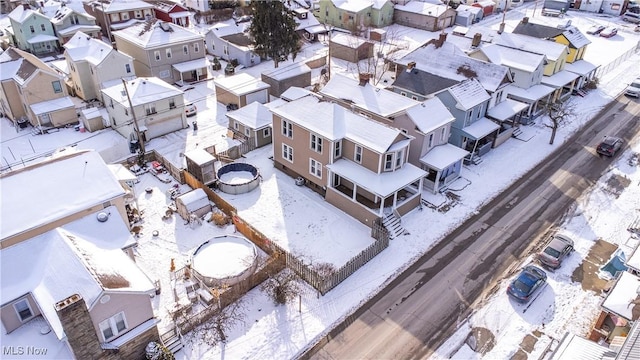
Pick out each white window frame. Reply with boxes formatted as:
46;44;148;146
282;120;292;138
334;140;342;158
120;12;130;21
154;51;161;61
263;127;271;138
354;145;362;163
384;153;393;171
52;81;62;93
40;24;46;32
165;48;172;59
110;13;120;22
440;127;446;142
194;43;200;53
125;63;131;73
245;128;250;136
233;121;239;130
310;133;322;153
309;159;322;178
145;103;156;115
99;312;127;342
13;299;34;322
183;45;189;55
282;143;293;163
395;149;404;168
134;10;143;18
428;133;434;148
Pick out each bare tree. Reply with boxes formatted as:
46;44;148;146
181;298;246;348
543;99;577;145
261;268;304;305
350;27;406;86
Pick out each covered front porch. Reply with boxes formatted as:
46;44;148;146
325;159;426;227
505;84;555;124
460;117;500;164
565;60;598;90
26;34;60;56
486;98;529;146
172;58;210;85
420;143;468;194
542;70;579;103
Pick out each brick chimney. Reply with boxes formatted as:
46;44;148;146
471;33;482;48
522;17;529;24
55;294;104;359
436;32;448;48
358;73;371;86
406;61;416;72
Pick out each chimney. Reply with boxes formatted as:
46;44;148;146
498;22;505;34
358;73;370;86
55;294;104;359
522;17;529;24
436;32;447;48
406;61;416;71
471;33;482;48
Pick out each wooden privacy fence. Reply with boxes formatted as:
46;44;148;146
153;150;184;183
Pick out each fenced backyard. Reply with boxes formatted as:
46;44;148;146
595;40;640;79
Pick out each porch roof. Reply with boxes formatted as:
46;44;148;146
169;11;191;18
601;271;640;321
420;143;469;171
56;24;101;36
486;98;529;121
327;160;427;198
460;117;500;140
30;96;74;115
27;34;59;44
172;57;208;73
550;332;613;360
541;70;579;88
565;60;598;76
505;84;555;102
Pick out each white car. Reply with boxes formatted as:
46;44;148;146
185;102;197;117
626;77;640;97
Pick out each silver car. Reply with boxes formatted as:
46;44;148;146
537;234;574;269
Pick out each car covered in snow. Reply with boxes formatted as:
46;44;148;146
599;27;618;38
507;265;547;303
586;24;606;35
537;234;574;269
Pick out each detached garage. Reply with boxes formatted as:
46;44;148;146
214;73;270;108
175;188;212;221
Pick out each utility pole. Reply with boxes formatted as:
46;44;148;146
121;78;145;156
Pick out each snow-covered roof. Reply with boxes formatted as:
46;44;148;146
394;1;449;16
0;58;22;81
271;95;407;154
419;143;468;171
326;160;426;197
184;148;216;166
447;78;490;111
0;318;74;359
226;101;272;130
208;20;249;38
99;0;154;13
1;217;153;339
294;9;321;31
550;332;614;360
399;42;510;92
565;60;598;76
601;271;640;321
505;83;555;102
30;96;74;115
331;32;370;47
405;97;455;134
320;74;419;117
0;150;125;242
513;20;591;49
56;24;101;36
113;19;202;48
486;98;529;121
27;34;59;44
280;87;315;102
456;4;482;15
107;164;137;182
49;4;95;24
562;26;591;49
102;77;183;107
495;32;568;62
8;5;45;23
110;18;144;30
332;0;375;12
64;31;120;65
393;67;459;96
214;73;270;96
461;117;500;140
177;188;210;212
262;62;311;81
541;70;580;88
172;57;209;73
480;44;546;73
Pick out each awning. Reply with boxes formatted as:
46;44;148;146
326;160;427;198
541;70;580;88
172;57;209;73
27;34;59;44
565;60;598;76
30;96;74;115
506;84;555;102
487;98;529;121
461;117;500;140
420;144;469;171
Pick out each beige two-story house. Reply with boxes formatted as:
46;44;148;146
113;19;207;85
270;95;426;229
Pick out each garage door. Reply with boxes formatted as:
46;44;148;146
145;117;184;140
245;89;268;105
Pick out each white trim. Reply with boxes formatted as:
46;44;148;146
13;298;34;323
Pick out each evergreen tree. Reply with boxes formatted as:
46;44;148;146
249;0;301;68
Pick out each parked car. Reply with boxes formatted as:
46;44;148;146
185;102;197;117
625;77;640;97
596;136;623;157
586;24;606;35
537;234;574;269
599;27;618;38
507;265;547;303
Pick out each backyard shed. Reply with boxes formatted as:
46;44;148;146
226;102;273;148
214;73;270;108
175;188;211;221
329;33;374;63
472;0;495;16
261;62;312;98
184;149;217;185
79;107;105;132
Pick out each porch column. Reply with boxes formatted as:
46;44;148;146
352;184;357;201
379;196;384;217
180;72;184;85
435;171;441;194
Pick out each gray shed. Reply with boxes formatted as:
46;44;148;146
175;188;211;220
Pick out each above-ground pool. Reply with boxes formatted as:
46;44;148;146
191;235;258;287
215;162;260;195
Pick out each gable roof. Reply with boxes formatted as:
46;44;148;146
271;95;408;154
93;0;154;13
446;78;490;110
102;76;183;106
113;19;202;48
395;1;450;16
479;43;546;73
513;21;590;49
226;101;272;130
0;214;153;339
47;3;95;23
405;98;455;134
399;41;511;92
0;150;125;242
214;73;270;96
64;31;123;65
393;67;459;96
331;0;374;13
494;32;568;62
320;74;419;117
208;20;250;38
8;5;47;23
